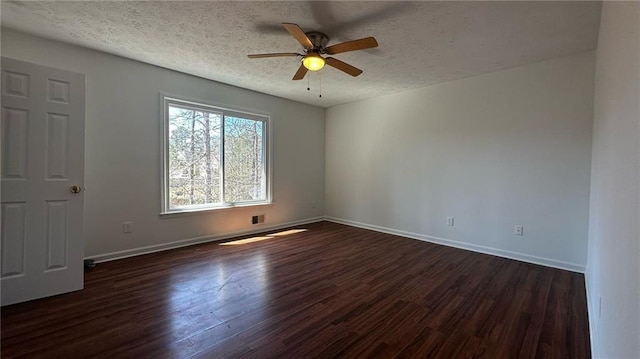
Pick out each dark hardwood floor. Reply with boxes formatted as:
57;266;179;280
1;221;590;358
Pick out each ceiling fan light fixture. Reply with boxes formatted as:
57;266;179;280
302;54;325;71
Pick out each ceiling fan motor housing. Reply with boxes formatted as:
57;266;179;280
305;31;330;53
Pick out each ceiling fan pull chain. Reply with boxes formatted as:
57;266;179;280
307;75;310;91
319;73;322;98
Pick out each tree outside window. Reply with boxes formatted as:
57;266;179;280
162;98;269;213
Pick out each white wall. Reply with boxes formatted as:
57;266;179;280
326;52;595;271
1;29;326;259
586;2;640;358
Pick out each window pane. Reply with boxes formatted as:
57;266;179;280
224;116;265;202
168;105;221;209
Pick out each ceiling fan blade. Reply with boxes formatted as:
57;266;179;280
325;57;363;77
282;23;314;49
247;53;301;58
325;37;378;55
292;63;308;80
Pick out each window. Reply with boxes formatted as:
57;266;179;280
161;96;271;214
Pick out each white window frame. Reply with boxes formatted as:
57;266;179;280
160;95;272;215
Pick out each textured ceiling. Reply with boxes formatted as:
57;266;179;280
1;1;601;108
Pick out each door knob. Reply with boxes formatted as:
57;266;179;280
70;185;82;194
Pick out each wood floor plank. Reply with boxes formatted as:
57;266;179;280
1;221;590;358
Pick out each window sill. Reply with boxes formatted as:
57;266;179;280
160;201;273;217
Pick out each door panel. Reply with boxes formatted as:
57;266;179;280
1;57;85;306
1;202;26;277
2;108;28;179
46;113;70;179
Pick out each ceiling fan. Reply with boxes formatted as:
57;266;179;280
248;23;378;80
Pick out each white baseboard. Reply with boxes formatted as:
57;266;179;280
325;216;585;273
584;270;599;358
86;216;325;263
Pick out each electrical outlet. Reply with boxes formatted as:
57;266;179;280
447;216;454;226
515;225;524;236
123;222;133;234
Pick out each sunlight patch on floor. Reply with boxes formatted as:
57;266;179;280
219;229;308;246
267;229;308;237
219;236;274;246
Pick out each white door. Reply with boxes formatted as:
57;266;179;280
1;57;85;306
